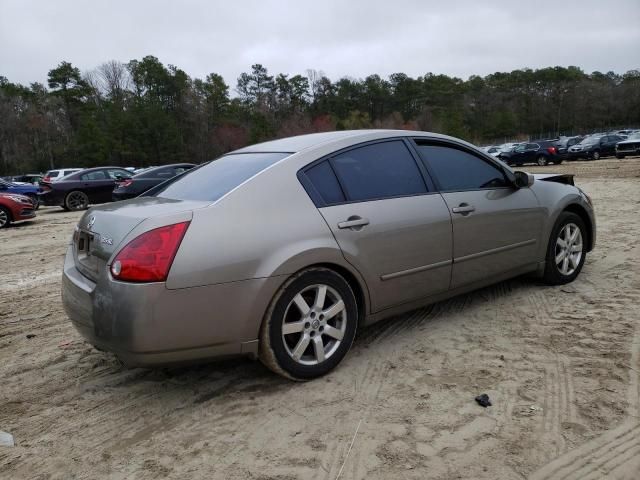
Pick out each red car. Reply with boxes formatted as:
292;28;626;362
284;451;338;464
0;193;36;228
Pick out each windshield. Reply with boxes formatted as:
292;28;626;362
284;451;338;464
155;152;290;202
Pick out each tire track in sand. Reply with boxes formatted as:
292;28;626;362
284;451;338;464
530;318;640;480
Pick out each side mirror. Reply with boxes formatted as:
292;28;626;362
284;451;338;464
514;171;534;188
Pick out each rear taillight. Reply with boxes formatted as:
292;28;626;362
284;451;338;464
42;176;51;183
118;179;133;188
110;221;190;282
547;146;557;154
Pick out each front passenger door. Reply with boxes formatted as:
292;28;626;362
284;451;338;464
414;141;545;289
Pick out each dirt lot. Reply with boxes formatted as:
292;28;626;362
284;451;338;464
1;157;640;479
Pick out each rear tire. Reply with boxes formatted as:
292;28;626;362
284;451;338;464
590;150;600;160
536;155;548;166
259;267;358;380
0;206;11;229
542;212;587;285
64;191;89;211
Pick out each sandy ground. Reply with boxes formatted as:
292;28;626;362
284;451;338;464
1;157;639;480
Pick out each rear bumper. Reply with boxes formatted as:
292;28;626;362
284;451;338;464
38;190;64;206
61;246;282;366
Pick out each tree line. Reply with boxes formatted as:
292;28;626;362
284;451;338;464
1;57;639;175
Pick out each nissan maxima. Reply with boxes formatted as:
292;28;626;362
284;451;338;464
62;130;596;380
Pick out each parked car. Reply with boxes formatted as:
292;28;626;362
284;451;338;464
41;168;83;183
39;167;133;210
615;132;640;158
112;163;195;201
7;174;44;185
498;140;561;166
480;146;501;157
61;130;595;380
555;136;584;157
498;142;522;153
0;193;36;228
568;134;626;160
0;179;41;209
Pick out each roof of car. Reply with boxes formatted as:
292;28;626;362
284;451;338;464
232;129;459;154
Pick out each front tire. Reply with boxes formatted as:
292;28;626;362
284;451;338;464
259;267;358;380
27;194;40;210
536;155;548;166
543;212;587;285
0;206;11;229
64;191;89;211
590;150;601;160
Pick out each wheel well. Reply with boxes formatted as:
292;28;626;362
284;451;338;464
313;263;368;324
564;204;593;251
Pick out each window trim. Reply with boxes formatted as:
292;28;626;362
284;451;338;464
412;138;513;194
298;137;436;208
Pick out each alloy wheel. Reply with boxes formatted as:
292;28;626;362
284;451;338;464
555;222;583;276
0;208;8;228
281;284;347;366
537;155;547;166
66;191;88;210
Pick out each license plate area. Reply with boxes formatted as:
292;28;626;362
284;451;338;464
76;229;99;277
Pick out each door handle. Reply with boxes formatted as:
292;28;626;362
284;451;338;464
452;204;475;215
338;216;370;230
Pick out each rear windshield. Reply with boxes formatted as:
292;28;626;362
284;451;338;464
155;152;290;202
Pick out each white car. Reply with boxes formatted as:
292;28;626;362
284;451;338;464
42;168;83;183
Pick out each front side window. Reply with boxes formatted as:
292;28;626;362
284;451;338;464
329;141;427;202
415;143;509;191
156;152;289;202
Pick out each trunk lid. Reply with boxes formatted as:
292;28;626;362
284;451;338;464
73;197;207;281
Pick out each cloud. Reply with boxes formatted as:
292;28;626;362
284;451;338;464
1;0;638;87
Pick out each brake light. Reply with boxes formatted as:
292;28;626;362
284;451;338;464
118;179;133;188
42;176;51;183
110;221;190;282
547;147;557;154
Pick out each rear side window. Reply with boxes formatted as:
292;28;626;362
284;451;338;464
305;161;345;205
81;170;106;181
330;141;427;202
156;152;289;202
416;143;508;191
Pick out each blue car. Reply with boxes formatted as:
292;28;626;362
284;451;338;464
0;179;41;209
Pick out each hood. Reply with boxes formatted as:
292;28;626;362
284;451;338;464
532;173;574;186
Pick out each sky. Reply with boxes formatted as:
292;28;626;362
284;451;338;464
1;0;639;88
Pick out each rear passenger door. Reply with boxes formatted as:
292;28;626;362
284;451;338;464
300;139;453;312
414;141;545;289
79;169;113;203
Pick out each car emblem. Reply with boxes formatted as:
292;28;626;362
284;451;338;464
101;236;113;246
87;216;96;230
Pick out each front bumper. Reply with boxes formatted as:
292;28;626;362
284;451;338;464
61;246;283;366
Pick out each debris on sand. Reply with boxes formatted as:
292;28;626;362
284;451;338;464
0;431;14;447
475;394;492;408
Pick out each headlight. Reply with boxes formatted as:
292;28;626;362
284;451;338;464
5;194;31;203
